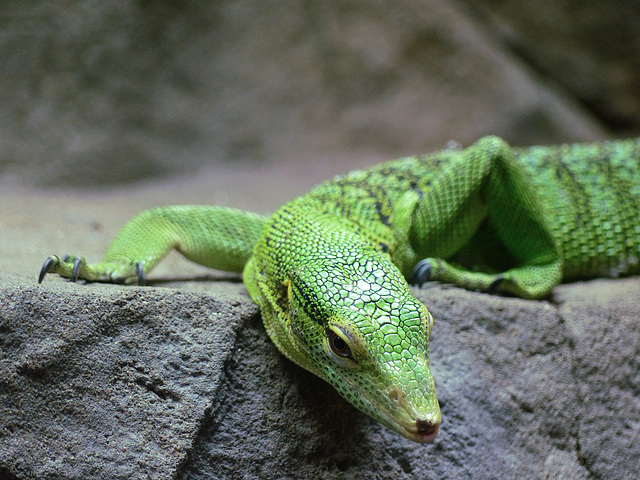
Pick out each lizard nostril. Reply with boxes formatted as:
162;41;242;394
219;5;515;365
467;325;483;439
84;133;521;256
388;388;400;403
388;387;407;405
416;419;439;436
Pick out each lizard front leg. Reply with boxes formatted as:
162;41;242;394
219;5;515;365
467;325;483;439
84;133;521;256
39;205;267;284
409;136;563;299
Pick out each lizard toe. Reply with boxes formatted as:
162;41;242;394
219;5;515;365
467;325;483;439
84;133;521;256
135;261;145;286
38;256;59;284
411;259;434;287
71;257;85;283
487;274;506;294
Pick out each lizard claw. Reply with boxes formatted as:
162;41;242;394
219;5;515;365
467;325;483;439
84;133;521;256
411;259;433;287
487;274;506;294
135;261;145;286
71;257;84;283
38;256;59;284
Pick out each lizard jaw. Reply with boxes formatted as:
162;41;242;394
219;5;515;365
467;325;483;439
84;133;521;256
387;411;440;443
374;414;440;443
370;388;441;443
381;384;441;443
407;419;440;443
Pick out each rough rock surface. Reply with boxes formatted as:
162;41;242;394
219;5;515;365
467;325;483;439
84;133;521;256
2;270;639;479
0;281;251;479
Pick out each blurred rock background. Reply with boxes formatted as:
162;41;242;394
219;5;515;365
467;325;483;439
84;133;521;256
1;0;638;188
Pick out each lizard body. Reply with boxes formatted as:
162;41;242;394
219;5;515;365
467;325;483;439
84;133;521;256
40;136;640;443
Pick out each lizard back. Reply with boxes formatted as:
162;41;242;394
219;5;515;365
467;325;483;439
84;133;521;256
515;139;640;280
290;138;640;282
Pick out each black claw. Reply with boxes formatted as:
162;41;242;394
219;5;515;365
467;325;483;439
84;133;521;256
488;274;506;294
411;259;433;286
71;257;83;283
38;256;57;284
135;262;145;286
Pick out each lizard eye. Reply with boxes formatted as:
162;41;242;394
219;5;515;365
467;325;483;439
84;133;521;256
327;329;352;358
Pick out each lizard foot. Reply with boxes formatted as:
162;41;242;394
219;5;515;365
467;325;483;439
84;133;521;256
38;255;86;283
38;255;145;286
412;257;560;299
411;258;467;288
410;257;502;294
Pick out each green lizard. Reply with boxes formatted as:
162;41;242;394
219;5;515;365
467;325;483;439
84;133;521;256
39;136;640;443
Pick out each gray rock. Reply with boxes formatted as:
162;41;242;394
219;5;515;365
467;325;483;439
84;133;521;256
462;0;640;135
2;274;638;479
0;279;253;479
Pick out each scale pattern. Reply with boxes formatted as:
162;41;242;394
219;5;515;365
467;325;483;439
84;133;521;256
515;139;640;280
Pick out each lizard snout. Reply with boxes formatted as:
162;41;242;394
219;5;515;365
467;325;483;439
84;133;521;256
412;418;440;443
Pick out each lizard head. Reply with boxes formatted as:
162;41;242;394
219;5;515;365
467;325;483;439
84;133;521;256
271;255;441;443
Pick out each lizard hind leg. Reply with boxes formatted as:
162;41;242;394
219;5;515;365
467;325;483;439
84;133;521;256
410;256;562;299
408;136;564;300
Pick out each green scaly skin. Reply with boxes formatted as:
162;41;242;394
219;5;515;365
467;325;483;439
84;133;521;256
39;136;640;443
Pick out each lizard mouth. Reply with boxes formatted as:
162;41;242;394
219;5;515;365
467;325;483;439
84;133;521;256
371;393;441;443
379;386;441;443
406;419;440;443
